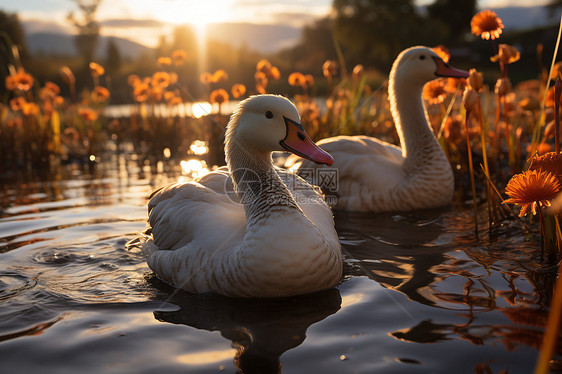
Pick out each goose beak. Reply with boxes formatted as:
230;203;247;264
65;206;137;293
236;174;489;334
280;116;334;166
433;56;469;79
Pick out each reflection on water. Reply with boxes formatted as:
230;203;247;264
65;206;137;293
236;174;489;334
337;207;562;368
336;209;452;307
0;153;560;373
153;286;341;374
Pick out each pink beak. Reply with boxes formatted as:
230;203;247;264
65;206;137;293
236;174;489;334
432;56;469;79
280;116;333;166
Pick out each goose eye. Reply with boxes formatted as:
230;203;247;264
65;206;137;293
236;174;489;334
419;55;426;60
265;111;274;119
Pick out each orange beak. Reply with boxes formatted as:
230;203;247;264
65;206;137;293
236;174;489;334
280;116;334;166
432;56;469;79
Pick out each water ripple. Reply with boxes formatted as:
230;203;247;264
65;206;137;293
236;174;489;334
0;271;37;301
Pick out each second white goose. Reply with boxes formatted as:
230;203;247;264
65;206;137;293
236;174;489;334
286;46;469;212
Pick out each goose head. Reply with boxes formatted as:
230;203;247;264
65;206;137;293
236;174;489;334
225;94;333;166
391;46;469;88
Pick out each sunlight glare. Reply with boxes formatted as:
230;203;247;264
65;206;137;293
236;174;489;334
177;349;237;365
189;140;209;156
153;0;236;26
191;102;212;118
181;159;210;179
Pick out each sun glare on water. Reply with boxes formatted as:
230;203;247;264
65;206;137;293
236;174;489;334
153;0;236;26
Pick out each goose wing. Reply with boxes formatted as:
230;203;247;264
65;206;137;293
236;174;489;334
286;135;406;191
146;174;246;253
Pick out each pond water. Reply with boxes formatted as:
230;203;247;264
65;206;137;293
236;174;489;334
0;151;559;374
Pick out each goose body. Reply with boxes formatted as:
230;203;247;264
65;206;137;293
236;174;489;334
286;46;469;212
142;95;342;298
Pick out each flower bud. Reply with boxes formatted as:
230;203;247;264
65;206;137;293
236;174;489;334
352;64;364;80
490;44;520;65
462;86;479;112
467;69;483;92
494;77;512;97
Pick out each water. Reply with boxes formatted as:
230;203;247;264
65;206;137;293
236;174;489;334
0;153;558;374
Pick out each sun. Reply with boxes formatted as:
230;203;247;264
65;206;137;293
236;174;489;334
153;0;236;26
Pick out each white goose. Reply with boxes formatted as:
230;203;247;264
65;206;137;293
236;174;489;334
286;46;469;212
141;95;342;298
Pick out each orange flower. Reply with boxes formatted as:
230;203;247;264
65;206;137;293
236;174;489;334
471;10;504;40
256;59;272;74
445;77;465;93
490;44;520;65
288;72;306;87
528;152;562;184
212;69;229;83
16;71;34;91
152;71;170;87
157;56;172;66
39;87;56;102
128;74;141;87
89;62;105;77
423;79;448;105
231;83;246;99
45;82;60;95
79;107;98;121
200;72;213;85
432;45;450;63
322;60;338;79
172;50;187;66
133;82;150;102
210;88;229;104
267;66;281;80
9;97;27;111
503;169;561;217
92;86;110;102
7;68;34;91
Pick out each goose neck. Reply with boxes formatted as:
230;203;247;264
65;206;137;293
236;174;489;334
227;141;299;222
390;80;440;164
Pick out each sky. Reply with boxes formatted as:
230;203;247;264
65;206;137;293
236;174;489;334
2;0;552;48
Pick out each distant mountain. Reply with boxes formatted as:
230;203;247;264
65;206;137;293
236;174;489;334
26;32;152;59
205;22;302;53
490;6;555;31
24;22;302;57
